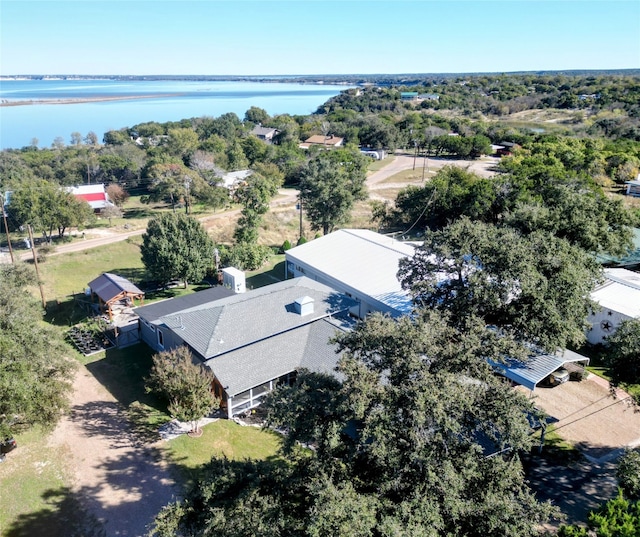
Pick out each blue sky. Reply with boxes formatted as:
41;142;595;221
1;0;638;75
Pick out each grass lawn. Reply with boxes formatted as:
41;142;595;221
167;420;282;471
39;236;147;300
0;427;98;537
246;255;286;289
379;167;435;185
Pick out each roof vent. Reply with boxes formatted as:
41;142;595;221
294;296;314;316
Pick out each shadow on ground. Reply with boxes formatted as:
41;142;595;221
6;397;187;537
5;487;106;537
523;449;619;527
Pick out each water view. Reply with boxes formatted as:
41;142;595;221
0;79;348;150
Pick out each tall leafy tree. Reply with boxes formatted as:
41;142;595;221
141;213;215;287
151;311;557;536
299;149;368;235
146;346;219;435
398;218;602;350
0;264;75;437
233;169;281;245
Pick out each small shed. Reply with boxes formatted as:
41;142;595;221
88;273;145;320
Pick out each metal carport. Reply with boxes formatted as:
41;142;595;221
490;349;590;391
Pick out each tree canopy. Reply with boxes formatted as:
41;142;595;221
150;311;557;536
398;218;602;350
0;264;75;438
299;149;368;235
6;177;94;241
141;212;215;287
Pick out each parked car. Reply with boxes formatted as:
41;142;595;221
549;368;570;385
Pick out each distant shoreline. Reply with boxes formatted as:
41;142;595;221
0;93;184;107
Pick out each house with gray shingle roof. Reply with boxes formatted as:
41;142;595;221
251;125;279;143
135;277;356;418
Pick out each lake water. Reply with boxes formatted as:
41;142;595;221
0;79;348;150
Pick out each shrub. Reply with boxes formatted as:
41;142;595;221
146;346;219;434
297;236;308;246
223;243;272;271
280;239;292;253
617;448;640;500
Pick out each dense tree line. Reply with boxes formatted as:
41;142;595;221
0;264;75;438
318;74;640;140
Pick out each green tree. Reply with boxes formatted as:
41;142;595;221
144;161;191;213
392;166;498;230
146;346;219;435
558;491;640;537
55;192;94;239
617;449;640;500
0;264;75;437
141;213;215;287
226;140;250;171
7;178;93;242
398;218;602;350
603;318;640;393
151;311;556;536
233;171;281;245
166;127;199;161
299;150;368;235
244;106;270;125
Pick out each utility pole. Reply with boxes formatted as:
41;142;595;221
27;225;46;309
422;147;428;182
2;200;14;263
298;194;303;242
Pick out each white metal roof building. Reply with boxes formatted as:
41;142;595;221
285;229;417;319
588;268;640;344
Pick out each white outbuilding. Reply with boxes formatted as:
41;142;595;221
285;229;416;319
587;268;640;344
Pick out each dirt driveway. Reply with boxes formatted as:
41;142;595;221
48;367;177;537
521;375;640;462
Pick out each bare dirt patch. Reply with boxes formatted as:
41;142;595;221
520;375;640;462
48;367;177;537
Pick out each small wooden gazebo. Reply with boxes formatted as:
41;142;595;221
88;273;145;320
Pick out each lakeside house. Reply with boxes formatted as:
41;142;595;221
135;277;356;418
251;125;279;143
299;135;344;149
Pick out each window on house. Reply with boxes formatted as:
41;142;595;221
157;329;164;348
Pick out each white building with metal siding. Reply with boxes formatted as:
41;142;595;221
285;229;416;319
588;268;640;344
